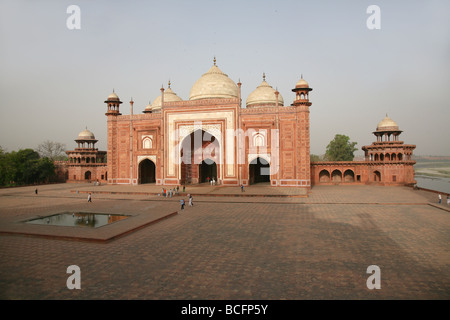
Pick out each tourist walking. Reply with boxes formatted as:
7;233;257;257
241;184;244;192
180;199;185;210
189;195;193;206
177;185;179;194
183;185;186;193
35;188;38;195
438;194;441;204
447;195;450;206
88;193;92;202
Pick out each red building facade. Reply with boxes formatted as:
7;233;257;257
63;59;416;189
104;60;312;188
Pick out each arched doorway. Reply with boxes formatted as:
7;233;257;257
199;159;217;183
139;159;156;184
319;170;330;183
373;170;381;182
344;170;355;182
249;157;270;184
84;171;91;181
180;129;220;184
331;169;342;183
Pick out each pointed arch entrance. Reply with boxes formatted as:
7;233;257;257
249;157;270;184
373;170;381;182
200;159;217;183
139;159;156;184
180;129;220;184
84;171;91;181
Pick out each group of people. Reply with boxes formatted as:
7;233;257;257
206;177;217;185
438;194;450;206
158;185;193;210
161;186;180;198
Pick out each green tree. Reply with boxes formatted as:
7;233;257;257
325;134;358;161
0;146;7;185
0;149;55;186
310;154;323;162
36;157;56;183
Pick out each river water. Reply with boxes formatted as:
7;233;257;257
415;175;450;194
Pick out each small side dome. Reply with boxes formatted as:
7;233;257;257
295;76;309;88
106;90;120;102
189;59;239;101
151;84;183;111
246;74;284;107
77;128;96;140
377;114;399;131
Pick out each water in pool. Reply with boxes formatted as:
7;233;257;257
25;212;130;228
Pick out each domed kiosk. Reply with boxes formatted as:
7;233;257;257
66;128;107;183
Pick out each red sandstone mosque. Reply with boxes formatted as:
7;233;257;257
64;59;416;188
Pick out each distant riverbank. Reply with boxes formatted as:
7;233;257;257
414;158;450;193
415;175;450;194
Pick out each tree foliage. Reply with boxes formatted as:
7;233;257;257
0;148;56;186
310;154;323;162
325;134;358;161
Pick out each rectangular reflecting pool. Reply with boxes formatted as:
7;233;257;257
25;212;130;228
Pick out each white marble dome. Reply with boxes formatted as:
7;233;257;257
106;91;120;101
246;76;283;107
151;86;183;111
77;129;96;140
189;62;239;101
295;78;309;88
377;115;399;131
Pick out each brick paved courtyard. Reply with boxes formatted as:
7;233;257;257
0;183;449;300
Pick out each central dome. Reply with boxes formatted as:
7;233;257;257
189;62;239;101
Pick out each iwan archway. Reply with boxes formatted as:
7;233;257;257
179;129;221;185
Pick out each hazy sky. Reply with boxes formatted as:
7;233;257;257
1;0;449;156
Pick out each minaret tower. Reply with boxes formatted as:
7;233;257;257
292;75;313;188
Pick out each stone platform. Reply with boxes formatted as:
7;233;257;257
0;183;449;300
